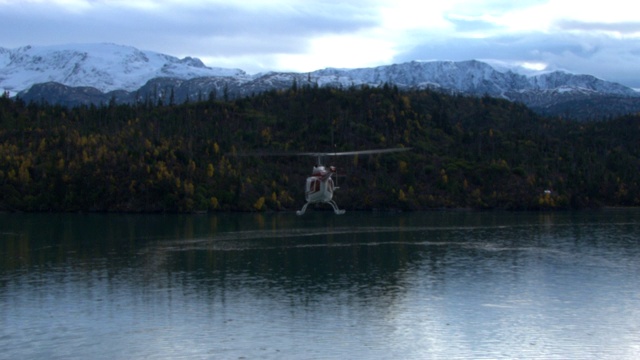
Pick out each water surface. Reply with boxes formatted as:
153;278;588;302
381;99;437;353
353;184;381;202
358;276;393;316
1;210;639;359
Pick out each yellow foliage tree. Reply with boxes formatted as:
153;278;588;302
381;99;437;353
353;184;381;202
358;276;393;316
398;189;406;201
210;197;220;209
253;196;265;211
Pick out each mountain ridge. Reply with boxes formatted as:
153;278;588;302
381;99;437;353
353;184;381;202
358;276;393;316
3;43;639;119
0;43;246;94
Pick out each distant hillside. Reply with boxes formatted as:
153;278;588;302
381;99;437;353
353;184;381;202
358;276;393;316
0;43;246;93
3;43;639;119
1;86;639;213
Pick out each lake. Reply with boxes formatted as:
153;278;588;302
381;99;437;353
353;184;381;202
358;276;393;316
1;209;639;359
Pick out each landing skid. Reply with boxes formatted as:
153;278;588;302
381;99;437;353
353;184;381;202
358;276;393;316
296;201;346;215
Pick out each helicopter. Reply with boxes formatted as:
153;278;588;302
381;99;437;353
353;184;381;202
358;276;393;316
296;155;341;215
291;148;411;215
234;147;410;215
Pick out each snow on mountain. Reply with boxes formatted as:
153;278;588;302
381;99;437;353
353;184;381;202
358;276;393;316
311;60;637;98
0;43;246;93
5;43;640;119
3;43;636;99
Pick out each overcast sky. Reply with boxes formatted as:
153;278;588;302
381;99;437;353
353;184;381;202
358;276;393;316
2;0;639;87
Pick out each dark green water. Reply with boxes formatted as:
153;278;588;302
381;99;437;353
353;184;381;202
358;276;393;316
1;210;639;359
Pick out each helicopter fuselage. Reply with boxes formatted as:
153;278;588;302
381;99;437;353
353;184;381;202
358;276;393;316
304;166;335;203
296;165;344;215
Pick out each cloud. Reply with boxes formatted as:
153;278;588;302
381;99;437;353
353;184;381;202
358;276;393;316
445;16;504;34
395;32;640;87
1;0;639;87
0;0;380;71
555;20;640;35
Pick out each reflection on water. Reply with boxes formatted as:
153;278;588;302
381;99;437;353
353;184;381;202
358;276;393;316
1;210;640;359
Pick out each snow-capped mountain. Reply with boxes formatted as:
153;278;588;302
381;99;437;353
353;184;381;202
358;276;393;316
0;43;246;94
4;43;639;119
311;60;639;117
312;60;636;97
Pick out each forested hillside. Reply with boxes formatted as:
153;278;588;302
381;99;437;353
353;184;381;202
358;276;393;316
1;85;639;213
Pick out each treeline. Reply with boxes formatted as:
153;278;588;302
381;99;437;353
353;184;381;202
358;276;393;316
1;85;639;213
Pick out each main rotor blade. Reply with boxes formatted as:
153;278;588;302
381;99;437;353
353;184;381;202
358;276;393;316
232;147;411;157
298;147;412;157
